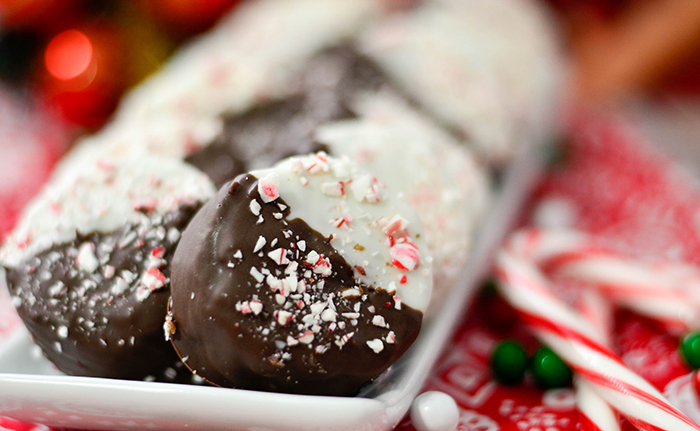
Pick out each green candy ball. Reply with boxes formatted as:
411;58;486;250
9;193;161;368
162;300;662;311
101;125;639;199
680;331;700;369
531;346;572;389
490;340;528;384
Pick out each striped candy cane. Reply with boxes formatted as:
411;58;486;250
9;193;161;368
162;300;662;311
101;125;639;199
495;228;700;431
509;228;700;333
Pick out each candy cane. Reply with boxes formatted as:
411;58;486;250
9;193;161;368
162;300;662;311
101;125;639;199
574;288;618;431
575;376;620;431
510;228;700;333
495;228;700;431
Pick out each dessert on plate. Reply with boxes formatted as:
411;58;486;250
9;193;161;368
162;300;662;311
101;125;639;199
0;0;560;395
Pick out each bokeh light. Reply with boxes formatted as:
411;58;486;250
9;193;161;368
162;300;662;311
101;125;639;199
44;29;92;80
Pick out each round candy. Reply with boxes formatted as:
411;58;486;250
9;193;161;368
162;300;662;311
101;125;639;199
490;340;528;384
680;331;700;369
410;391;460;431
168;153;432;395
531;346;572;389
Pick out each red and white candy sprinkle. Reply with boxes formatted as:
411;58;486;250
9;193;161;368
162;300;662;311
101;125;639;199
257;172;280;203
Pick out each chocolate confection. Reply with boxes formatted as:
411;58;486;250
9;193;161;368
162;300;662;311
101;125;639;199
168;153;432;395
186;47;390;187
187;45;491;313
1;155;216;380
5;206;197;380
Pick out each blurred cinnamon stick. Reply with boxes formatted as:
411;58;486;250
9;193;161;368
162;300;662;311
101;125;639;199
570;0;700;107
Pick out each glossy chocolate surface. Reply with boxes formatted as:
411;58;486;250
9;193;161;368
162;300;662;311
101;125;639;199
4;205;199;381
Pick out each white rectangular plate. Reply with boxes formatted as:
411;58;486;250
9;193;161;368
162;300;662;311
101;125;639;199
0;137;545;431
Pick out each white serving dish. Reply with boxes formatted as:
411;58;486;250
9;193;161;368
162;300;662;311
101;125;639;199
0;129;547;430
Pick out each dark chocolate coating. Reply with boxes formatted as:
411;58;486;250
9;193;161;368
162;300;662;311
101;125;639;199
169;174;423;396
4;205;199;381
186;47;389;187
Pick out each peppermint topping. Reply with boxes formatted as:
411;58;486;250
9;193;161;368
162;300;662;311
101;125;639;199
321;181;345;197
257;173;280;203
276;310;294;326
76;243;99;273
267;248;289;265
0;155;216;268
378;215;409;237
250;267;264;283
253;236;266;253
390;242;420;271
367;339;384;354
249;199;262;216
372;315;387;327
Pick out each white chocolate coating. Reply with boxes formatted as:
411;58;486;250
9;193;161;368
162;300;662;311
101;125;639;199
316;92;490;309
1;155;216;268
251;153;433;312
360;0;562;162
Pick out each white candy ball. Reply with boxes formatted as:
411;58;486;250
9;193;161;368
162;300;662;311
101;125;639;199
410;391;460;431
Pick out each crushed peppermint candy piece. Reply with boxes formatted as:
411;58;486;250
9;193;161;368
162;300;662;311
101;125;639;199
249;199;262;216
257;172;280;203
305;250;320;265
143;267;166;291
276;310;294;326
335;332;354;349
367;339;384;354
249;300;263;315
298;331;315;344
76;243;99;273
321;181;344;197
151;246;166;259
167;227;181;243
103;265;116;279
236;301;253;314
267;248;289;265
299;152;330;174
331;214;353;229
250;267;264;283
390;242;420;271
321;308;337;322
393;295;402;310
378;215;409;236
341;288;362;298
253;236;266;253
312;255;332;276
372;315;387;327
385;331;396;344
350;174;371;202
